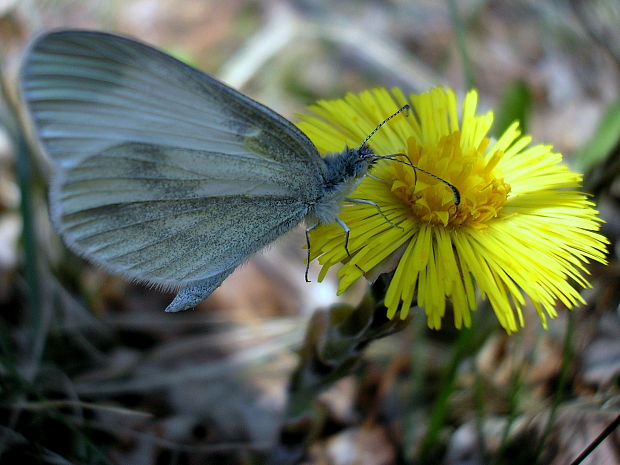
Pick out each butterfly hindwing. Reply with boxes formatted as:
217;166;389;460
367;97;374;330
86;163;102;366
50;142;309;286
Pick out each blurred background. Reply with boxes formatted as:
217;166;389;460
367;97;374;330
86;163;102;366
1;1;619;464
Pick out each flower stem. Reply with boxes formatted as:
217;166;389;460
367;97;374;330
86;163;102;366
270;292;410;464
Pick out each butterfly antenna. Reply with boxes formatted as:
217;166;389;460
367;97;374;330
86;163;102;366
359;104;461;207
377;153;461;206
360;104;410;149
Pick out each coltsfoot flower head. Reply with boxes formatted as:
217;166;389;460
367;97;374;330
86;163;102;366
298;87;608;333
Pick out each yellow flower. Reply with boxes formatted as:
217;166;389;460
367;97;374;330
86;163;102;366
298;87;608;333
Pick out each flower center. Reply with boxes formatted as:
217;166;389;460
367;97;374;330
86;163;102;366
388;131;511;229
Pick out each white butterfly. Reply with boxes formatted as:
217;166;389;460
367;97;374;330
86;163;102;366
20;30;387;312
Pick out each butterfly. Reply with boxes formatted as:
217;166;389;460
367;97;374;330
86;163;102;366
20;30;458;312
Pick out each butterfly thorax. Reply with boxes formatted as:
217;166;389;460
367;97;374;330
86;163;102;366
306;145;374;224
321;145;374;187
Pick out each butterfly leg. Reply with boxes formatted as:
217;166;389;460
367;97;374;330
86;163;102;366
305;223;318;282
345;198;403;230
366;173;393;182
335;217;365;274
335;217;352;256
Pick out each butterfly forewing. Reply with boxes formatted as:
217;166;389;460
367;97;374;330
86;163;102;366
21;30;326;286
